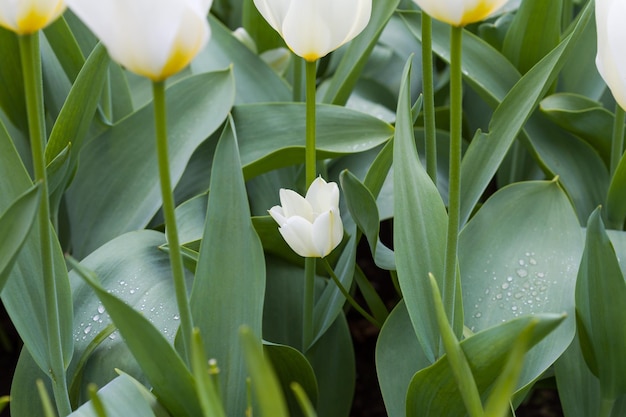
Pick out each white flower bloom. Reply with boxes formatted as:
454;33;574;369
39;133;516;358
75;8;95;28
65;0;212;81
253;0;371;62
269;177;343;258
412;0;508;27
0;0;65;34
596;0;626;110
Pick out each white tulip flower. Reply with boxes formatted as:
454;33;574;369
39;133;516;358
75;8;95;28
412;0;508;27
65;0;212;81
269;177;344;258
596;0;626;110
253;0;372;62
0;0;65;34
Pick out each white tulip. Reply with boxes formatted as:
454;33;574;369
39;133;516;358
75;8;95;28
412;0;507;27
65;0;213;81
253;0;371;62
0;0;65;34
269;177;343;258
596;0;626;110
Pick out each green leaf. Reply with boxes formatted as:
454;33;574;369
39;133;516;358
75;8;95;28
502;0;562;74
607;153;626;229
340;170;394;270
0;183;41;291
69;256;203;417
405;314;564;417
68;374;158;417
192;15;291;103
189;118;265;417
240;327;289;417
321;0;401;105
232;103;394;179
540;93;612;166
190;330;227;417
459;180;583;388
65;69;235;258
0;121;73;375
264;342;318;417
393;58;448;362
43;16;86;83
575;208;626;399
0;26;26;131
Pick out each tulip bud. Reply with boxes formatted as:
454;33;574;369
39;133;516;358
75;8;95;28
0;0;65;34
596;0;626;110
253;0;372;62
65;0;213;81
269;177;344;258
412;0;507;27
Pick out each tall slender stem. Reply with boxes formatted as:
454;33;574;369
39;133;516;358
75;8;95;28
302;59;318;352
442;26;463;335
305;60;317;187
422;13;437;183
19;33;71;416
611;104;625;176
152;81;194;364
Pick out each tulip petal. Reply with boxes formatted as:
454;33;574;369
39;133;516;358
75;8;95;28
311;209;343;258
252;0;291;35
279;216;320;257
281;0;332;61
600;0;626;109
66;0;211;80
0;0;65;34
279;188;314;221
413;0;506;26
305;178;340;214
268;205;287;226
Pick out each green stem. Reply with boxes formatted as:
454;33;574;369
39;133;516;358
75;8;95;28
442;26;463;336
422;13;437;183
611;104;625;176
305;60;317;187
19;33;72;417
152;81;194;365
321;259;379;327
302;60;318;352
302;257;316;351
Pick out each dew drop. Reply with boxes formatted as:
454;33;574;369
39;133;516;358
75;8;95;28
518;259;525;266
529;258;537;265
130;289;136;294
84;325;92;334
511;306;518;311
516;269;528;278
502;283;510;290
474;312;482;318
97;305;105;314
496;293;503;300
173;314;180;321
537;272;545;278
92;314;100;322
507;276;513;282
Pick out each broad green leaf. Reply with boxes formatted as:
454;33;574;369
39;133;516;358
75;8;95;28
0;26;26;131
43;16;86;83
311;234;357;347
376;301;431;417
405;314;564;417
0;183;41;291
232;103;394;179
264;342;318;417
459;180;583;389
322;0;402;105
502;0;562;74
0;121;73;376
70;256;202;417
190;118;265;417
240;327;289;417
575;208;626;399
68;374;158;417
540;93;612;166
192;15;291;103
393;58;448;362
45;43;108;165
340;170;394;269
66;69;234;258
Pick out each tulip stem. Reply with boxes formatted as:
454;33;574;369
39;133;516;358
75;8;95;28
305;60;317;187
611;104;625;176
442;25;463;339
152;81;194;365
302;257;316;351
422;12;437;183
321;259;380;327
19;33;72;417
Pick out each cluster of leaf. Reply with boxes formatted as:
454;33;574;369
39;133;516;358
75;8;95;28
1;0;625;416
